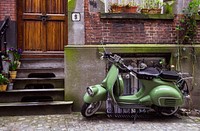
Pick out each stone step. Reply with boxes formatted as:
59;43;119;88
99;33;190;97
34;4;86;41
13;78;64;89
20;58;64;69
0;101;73;115
0;88;65;102
21;51;64;59
6;88;64;92
0;54;69;115
0;101;73;107
14;77;64;80
17;68;64;78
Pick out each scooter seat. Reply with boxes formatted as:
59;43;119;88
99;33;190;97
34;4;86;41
137;67;160;80
159;70;180;81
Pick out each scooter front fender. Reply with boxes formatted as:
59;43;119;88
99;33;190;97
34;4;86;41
83;84;107;103
150;85;183;107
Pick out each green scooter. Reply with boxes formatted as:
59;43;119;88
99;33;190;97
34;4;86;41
81;50;189;121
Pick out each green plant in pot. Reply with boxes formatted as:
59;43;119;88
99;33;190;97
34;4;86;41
9;61;19;79
109;3;122;13
141;0;163;14
140;0;150;13
8;48;22;61
124;1;139;13
8;48;22;68
149;0;163;14
0;74;9;91
109;0;139;13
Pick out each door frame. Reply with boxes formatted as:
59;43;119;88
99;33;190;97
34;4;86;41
17;0;68;53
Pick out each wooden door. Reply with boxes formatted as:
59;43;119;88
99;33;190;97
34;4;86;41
17;0;67;53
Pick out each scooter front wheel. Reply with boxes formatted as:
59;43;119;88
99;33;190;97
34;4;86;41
81;101;102;118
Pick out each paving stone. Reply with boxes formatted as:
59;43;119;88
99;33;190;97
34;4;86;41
0;113;200;131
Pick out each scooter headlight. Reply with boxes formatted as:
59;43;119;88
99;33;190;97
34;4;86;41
86;86;97;96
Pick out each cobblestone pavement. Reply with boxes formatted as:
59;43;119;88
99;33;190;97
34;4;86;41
0;113;200;131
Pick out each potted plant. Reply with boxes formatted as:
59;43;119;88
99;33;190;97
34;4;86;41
9;61;19;79
140;0;150;14
141;0;163;14
8;48;22;68
109;0;139;13
110;3;123;13
124;1;139;13
0;74;9;91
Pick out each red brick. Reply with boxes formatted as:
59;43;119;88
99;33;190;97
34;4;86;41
84;0;191;45
0;0;16;21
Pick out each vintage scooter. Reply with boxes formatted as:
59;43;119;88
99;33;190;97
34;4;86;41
81;50;189;121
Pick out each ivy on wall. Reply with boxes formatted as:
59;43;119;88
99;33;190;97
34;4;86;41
175;0;200;110
176;0;200;69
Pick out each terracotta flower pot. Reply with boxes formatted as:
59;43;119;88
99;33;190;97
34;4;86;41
9;71;17;79
124;6;138;13
141;8;149;14
148;8;161;14
141;8;161;14
0;85;7;91
111;5;123;13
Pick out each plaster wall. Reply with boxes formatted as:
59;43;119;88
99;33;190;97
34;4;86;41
174;0;191;14
68;0;85;45
65;46;106;111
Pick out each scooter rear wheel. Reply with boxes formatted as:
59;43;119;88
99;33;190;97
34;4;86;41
81;101;102;118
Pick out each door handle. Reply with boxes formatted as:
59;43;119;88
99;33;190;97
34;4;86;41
40;14;49;24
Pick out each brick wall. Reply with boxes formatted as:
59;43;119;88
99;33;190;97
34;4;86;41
0;0;16;21
195;22;200;43
84;0;200;45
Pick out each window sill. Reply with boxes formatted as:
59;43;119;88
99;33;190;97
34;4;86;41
100;13;174;20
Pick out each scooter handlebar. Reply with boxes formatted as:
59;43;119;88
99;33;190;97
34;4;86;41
99;51;112;59
100;52;135;72
100;52;147;74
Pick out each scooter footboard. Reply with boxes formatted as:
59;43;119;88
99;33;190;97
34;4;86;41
83;84;107;103
150;85;183;107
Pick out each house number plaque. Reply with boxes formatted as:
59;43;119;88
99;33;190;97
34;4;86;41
71;12;81;22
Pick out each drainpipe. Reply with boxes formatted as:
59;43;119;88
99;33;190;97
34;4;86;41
174;0;191;14
104;0;108;13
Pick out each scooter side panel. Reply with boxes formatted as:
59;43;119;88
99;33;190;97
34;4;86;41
113;75;124;96
139;95;152;106
101;65;119;91
150;85;183;107
83;85;107;103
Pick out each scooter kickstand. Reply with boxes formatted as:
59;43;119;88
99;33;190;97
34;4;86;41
133;109;139;124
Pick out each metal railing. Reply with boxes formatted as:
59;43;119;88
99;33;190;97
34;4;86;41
0;16;10;72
